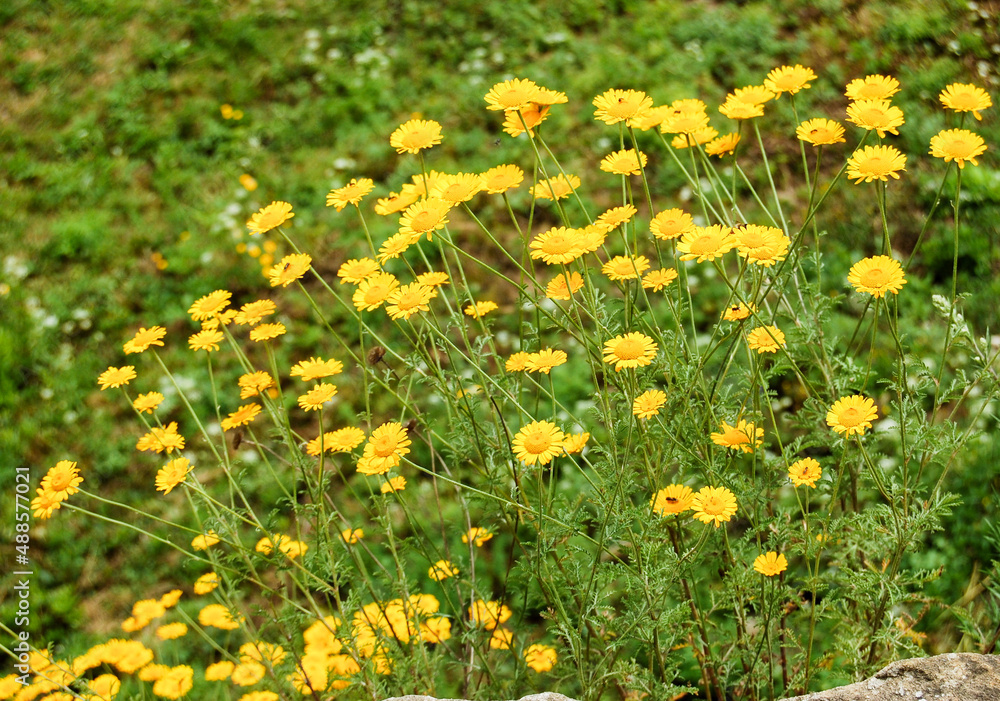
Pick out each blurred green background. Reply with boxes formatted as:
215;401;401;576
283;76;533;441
2;0;998;675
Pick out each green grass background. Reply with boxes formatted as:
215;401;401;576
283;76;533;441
2;0;999;677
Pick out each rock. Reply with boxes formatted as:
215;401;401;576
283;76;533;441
782;653;1000;700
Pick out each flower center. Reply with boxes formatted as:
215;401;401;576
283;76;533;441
542;234;574;254
49;473;73;490
364;285;390;304
863;156;888;173
703;496;725;514
839;407;862;426
372;436;398;457
860;268;887;287
724;430;750;444
690;235;718;254
614;339;643;360
522;432;552;454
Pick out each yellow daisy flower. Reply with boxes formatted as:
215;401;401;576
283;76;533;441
337;258;380;285
788;457;822;487
602;332;657;371
512;420;565;466
380;476;406;493
600;148;647;175
845;74;900;101
357;422;411;475
268;253;311;287
546;271;584;300
722;301;756;321
326;178;375;211
848;255;907;297
155;457;192;495
677;224;735;262
123;326;167;355
247;201;294;235
846;99;905;138
132;391;164;414
711;419;764;452
929;129;987;169
480;164;524;194
846;145;906;183
353;272;400;312
298;383;337;412
385;283;434;320
733;224;790;267
796;118;846;146
525;348;568;374
705;132;741;156
463;527;493;546
939;83;992;120
746;325;786;353
188;329;224;352
691;486;738;527
651;484;695;515
238;371;274;399
642;268;678;291
221;403;262;431
718;98;764;120
40;460;83;501
827;395;878;436
632;389;666;419
484;78;541;111
306;427;366;456
593;88;653;125
390;119;443;154
594;204;638;232
248;322;286;342
431;172;483;204
650;208;695;241
187;290;232;321
136;422;185;454
529;226;586;264
670;126;718;148
464;300;499;318
524;644;557;673
98;366;136;390
530;173;580;200
602;254;651;281
753;552;788;577
562;432;589;454
505;351;532;372
764;64;817;97
234;299;277;326
428;560;459;581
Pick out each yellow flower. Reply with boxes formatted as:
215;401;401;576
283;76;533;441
746;325;786;353
357;422;411;475
848;255;907;297
375;189;420;216
464;300;499;318
489;627;513;650
845;74;900;101
40;460;83;501
796;118;846;146
788;457;822;487
846;99;905;138
827;395;878;436
386;283;435;320
602;332;657;371
193;572;219;595
188;328;224;352
239;173;258;191
661;104;710;135
642;268;678;291
529;226;586;264
221;403;262;431
123;326;166;355
469;600;512;629
298;383;338;411
525;348;567;374
481;164;524;193
939;83;992;120
546;271;585;300
593;88;653;125
463;527;493;546
238;371;274;399
722;301;756;321
734;224;790;267
199;604;241;630
380;476;406;493
398;198;451;240
651;484;695;515
602;255;651;281
764;64;817;97
505;352;532;372
136;421;185;454
231;662;266;686
187;290;232;322
484;78;541;111
650;208;695;241
711;420;764;452
432;172;483;204
204;660;234;680
290;357;344;382
593;204;638;233
31;488;63;519
337;257;380;285
731;85;775;105
929;128;987;169
306;426;366;455
156;623;188;641
524;643;557;673
671;126;718;148
428;560;459;581
753;552;788;577
377;232;415;263
705;132;741;156
417;271;450;288
248;322;286;343
155;457;193;495
133;391;164;414
353;272;400;312
247;201;294;235
677;224;735;262
512;420;565;466
326;177;375;211
268;253;311;287
234;299;276;326
632;389;667;419
553;430;587;455
718;98;764;120
600;148;647;175
390;118;443;154
691;486;738;527
191;531;220;550
847;145;906;183
341;528;364;544
530;173;580;200
98;365;136;390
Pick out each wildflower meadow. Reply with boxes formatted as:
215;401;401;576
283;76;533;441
3;4;1000;701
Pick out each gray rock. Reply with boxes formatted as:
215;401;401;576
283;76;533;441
782;653;1000;700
